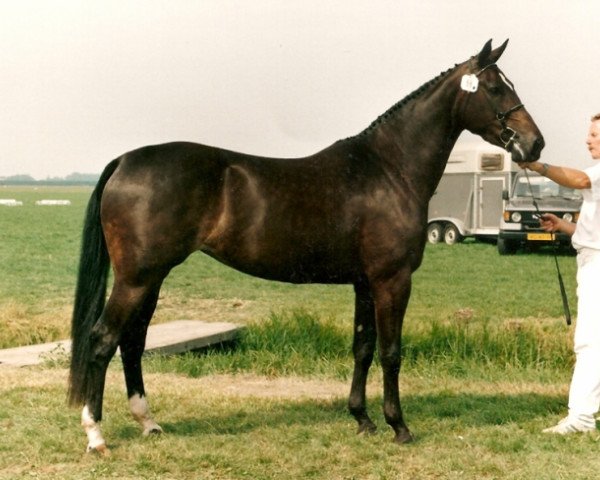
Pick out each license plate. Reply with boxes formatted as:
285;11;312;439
527;233;554;241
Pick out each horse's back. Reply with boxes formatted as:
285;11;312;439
99;141;368;283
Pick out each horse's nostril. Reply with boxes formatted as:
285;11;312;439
535;137;545;150
535;137;546;152
532;137;545;159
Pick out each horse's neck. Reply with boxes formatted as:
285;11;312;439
369;84;463;201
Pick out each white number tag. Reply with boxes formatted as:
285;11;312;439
460;74;479;92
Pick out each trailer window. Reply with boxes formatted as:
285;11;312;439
480;154;504;171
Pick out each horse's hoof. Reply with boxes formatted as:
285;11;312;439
393;429;414;444
87;443;111;457
357;422;377;436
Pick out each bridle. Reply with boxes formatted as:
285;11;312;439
496;103;524;149
462;63;525;151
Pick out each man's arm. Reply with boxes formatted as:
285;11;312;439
523;161;591;190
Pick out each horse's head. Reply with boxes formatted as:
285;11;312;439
456;39;544;163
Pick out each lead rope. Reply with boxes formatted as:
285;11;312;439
523;169;572;325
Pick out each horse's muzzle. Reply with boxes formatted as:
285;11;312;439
511;135;545;163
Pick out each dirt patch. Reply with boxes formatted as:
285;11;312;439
153;297;262;325
0;366;69;389
0;367;353;400
151;373;352;400
0;366;567;402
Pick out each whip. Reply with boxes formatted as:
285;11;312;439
523;169;572;325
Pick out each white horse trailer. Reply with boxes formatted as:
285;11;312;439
427;143;517;245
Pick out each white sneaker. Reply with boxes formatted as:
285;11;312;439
542;417;596;434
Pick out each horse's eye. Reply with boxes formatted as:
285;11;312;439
488;85;502;96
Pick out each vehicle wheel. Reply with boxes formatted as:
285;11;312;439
427;223;443;244
497;237;517;255
443;224;463;245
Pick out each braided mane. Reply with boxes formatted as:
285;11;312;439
359;63;460;136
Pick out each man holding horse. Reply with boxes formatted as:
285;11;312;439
523;113;600;434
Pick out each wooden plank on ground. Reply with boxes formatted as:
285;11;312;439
0;320;243;367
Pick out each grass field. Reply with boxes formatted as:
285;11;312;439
1;185;597;479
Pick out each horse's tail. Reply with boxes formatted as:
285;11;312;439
68;158;120;407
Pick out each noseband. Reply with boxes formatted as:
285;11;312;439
495;103;524;149
463;63;524;150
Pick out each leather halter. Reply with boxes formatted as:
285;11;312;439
475;64;524;150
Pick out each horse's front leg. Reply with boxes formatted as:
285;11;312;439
372;266;414;444
348;280;378;435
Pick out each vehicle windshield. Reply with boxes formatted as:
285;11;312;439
513;174;583;200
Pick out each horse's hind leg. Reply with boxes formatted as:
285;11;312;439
81;280;159;454
120;285;163;436
348;281;378;435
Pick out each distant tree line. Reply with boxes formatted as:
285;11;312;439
0;172;100;186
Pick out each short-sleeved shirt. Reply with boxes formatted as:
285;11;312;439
572;162;600;251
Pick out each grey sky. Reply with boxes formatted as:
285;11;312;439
1;0;599;179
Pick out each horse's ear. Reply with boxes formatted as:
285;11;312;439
476;39;508;67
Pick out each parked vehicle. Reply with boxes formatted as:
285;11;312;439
497;170;582;255
427;143;516;245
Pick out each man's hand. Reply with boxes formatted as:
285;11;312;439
539;213;561;232
520;161;543;173
539;213;576;237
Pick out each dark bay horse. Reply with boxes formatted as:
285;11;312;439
69;40;544;453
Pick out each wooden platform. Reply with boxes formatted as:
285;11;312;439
0;320;243;367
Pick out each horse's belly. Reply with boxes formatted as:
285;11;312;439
202;242;357;285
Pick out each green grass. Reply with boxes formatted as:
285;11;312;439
0;185;590;479
0;365;596;480
0;186;89;299
144;308;573;384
